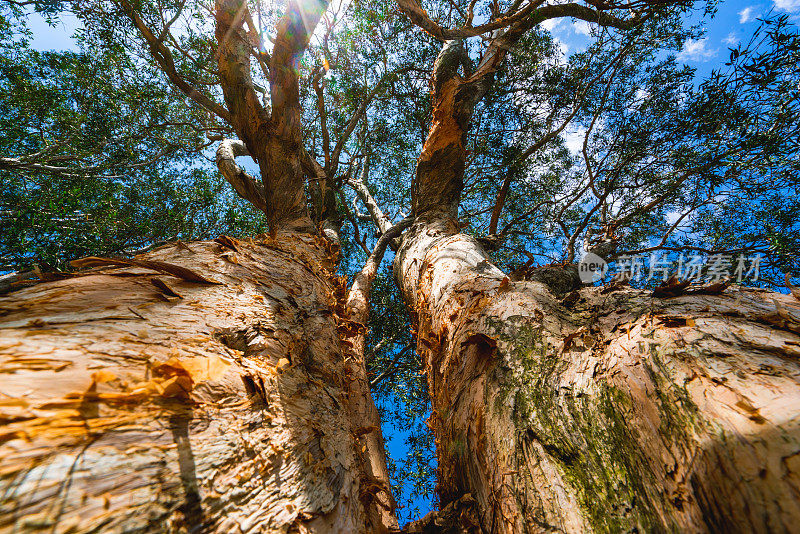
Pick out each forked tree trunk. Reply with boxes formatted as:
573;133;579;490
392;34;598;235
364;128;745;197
0;235;396;533
395;216;800;533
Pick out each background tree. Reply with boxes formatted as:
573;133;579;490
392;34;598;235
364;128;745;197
0;10;266;277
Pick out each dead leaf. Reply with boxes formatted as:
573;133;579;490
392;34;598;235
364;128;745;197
178;355;230;382
215;235;239;252
652;276;691;298
561;290;581;308
222;252;241;266
156;375;193;398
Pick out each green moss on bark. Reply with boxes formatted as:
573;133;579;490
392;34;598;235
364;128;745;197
487;315;702;532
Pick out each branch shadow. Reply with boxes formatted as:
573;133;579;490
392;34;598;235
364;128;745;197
168;409;205;533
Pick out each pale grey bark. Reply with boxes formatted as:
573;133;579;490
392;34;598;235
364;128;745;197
215;139;269;214
348;154;392;236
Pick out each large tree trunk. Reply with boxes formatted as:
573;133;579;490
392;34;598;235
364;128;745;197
0;235;396;533
395;216;800;533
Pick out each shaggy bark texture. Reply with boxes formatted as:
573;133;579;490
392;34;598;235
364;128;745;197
0;235;395;533
395;216;800;533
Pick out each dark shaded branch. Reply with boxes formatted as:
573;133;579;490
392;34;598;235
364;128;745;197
395;0;544;41
119;0;231;123
328;69;410;179
312;70;332;169
397;0;639;43
369;344;414;387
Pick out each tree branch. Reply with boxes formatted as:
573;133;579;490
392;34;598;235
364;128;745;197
269;0;329;140
348;153;392;235
395;0;544;41
215;139;269;213
397;0;640;43
119;0;231;123
215;0;270;153
328;69;407;179
369;344;414;387
346;217;414;325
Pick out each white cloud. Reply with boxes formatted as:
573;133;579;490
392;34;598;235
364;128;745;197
665;210;682;227
563;126;587;155
626;88;649;111
723;33;738;46
738;6;757;23
540;18;562;31
555;38;569;57
572;20;592;36
773;0;800;12
676;38;717;62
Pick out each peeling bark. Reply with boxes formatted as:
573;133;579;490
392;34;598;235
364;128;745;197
0;236;396;533
340;219;414;532
389;24;800;531
395;219;800;533
413;41;476;220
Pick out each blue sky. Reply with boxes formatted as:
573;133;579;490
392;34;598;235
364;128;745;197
542;0;800;79
25;11;80;51
25;0;800;60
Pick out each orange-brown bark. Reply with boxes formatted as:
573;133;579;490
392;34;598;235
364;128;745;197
215;0;319;233
0;236;395;533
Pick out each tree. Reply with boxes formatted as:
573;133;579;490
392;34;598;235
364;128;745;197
0;0;399;531
0;9;270;286
393;5;800;532
1;0;799;531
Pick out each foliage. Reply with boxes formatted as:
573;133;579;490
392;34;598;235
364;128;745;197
0;7;266;270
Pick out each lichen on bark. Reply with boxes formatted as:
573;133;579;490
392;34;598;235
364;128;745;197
395;216;800;532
